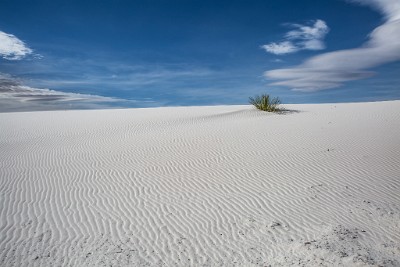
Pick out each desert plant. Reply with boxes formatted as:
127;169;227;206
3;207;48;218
249;94;281;112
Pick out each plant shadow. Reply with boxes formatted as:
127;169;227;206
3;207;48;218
275;108;301;115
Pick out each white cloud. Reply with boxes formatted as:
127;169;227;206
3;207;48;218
0;31;33;60
261;41;299;55
262;20;329;55
265;0;400;91
286;20;329;40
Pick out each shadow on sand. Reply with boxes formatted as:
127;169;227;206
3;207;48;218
276;108;301;115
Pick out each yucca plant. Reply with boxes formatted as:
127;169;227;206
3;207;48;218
249;94;281;112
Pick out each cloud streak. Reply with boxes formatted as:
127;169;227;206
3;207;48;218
264;0;400;91
262;20;329;55
0;73;151;112
0;31;33;60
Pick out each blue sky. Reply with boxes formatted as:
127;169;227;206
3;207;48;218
0;0;399;111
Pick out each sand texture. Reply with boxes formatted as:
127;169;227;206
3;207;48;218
1;101;400;266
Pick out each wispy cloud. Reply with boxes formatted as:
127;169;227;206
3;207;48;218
0;73;152;112
262;20;329;55
0;31;33;60
264;0;400;91
13;59;217;90
262;41;299;55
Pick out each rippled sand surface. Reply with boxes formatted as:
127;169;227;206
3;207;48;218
1;101;399;266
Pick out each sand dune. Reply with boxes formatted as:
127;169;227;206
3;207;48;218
0;101;399;266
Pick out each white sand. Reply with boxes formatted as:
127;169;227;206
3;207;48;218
1;101;400;266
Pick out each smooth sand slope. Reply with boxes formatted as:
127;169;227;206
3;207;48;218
1;101;400;266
